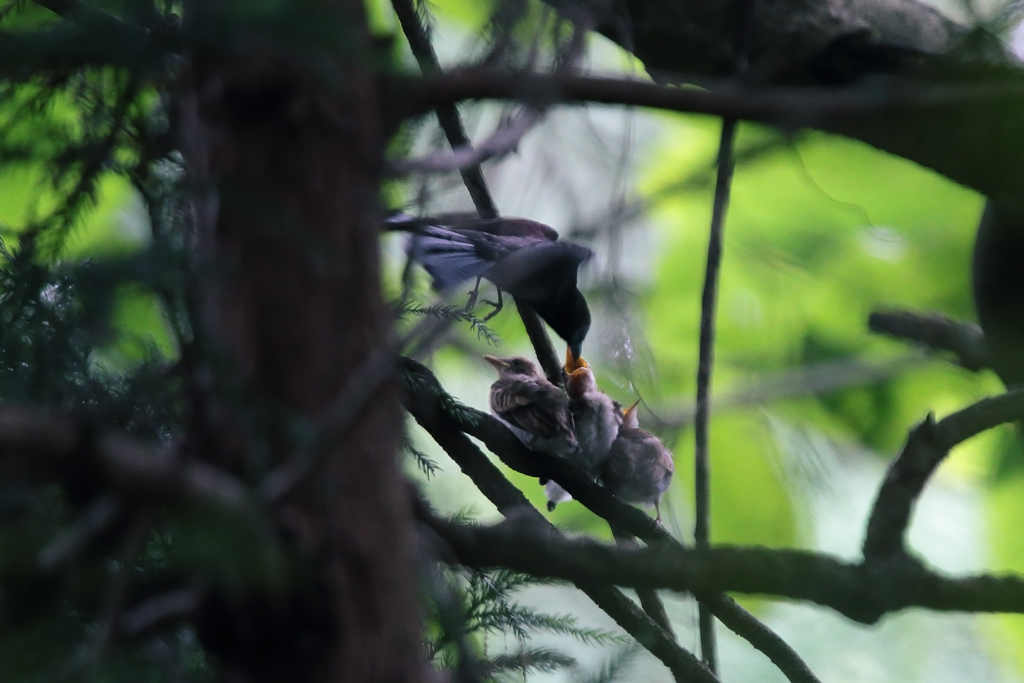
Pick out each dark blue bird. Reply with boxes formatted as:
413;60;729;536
388;213;593;360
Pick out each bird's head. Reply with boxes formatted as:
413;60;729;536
483;355;542;379
621;399;641;429
566;319;589;365
567;366;597;397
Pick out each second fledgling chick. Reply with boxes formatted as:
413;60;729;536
601;400;675;522
545;349;623;511
484;355;578;458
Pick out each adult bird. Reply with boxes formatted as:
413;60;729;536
601;400;675;522
545;349;622;510
973;199;1024;387
389;213;593;360
483;355;578;459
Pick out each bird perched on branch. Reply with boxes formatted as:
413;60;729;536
388;212;593;360
545;349;623;511
601;400;674;522
973;199;1024;387
483;355;577;459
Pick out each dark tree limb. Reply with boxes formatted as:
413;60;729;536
869;309;988;371
401;358;822;683
863;386;1024;561
407;68;1024;199
429;513;1024;625
578;0;1024;203
610;526;674;634
402;368;716;683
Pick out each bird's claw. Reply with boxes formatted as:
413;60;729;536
481;299;503;321
464;277;483;312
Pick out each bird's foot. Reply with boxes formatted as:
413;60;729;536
547;501;557;512
481;302;503;321
464;277;483;312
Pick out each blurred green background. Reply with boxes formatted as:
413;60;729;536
17;0;1024;678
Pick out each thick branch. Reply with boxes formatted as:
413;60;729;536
408;69;1024;198
402;366;715;683
586;0;1024;199
431;515;1024;624
401;358;821;682
863;387;1024;560
869;309;988;371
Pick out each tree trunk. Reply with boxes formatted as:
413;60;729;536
178;2;424;681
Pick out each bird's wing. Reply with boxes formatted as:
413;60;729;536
405;225;495;291
487;241;593;297
491;378;572;439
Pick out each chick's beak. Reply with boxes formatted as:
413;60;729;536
623;399;641;418
483;355;509;370
563;346;591;374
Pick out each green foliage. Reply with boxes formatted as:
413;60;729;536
404;434;443;478
426;566;627;681
397;299;501;345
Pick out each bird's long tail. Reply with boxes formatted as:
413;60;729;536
389;214;493;291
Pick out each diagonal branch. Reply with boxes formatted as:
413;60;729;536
863;386;1024;561
391;0;562;383
391;0;498;219
400;358;822;682
403;367;716;683
868;309;988;371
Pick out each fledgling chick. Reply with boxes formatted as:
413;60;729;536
544;349;623;511
483;355;577;458
601;400;675;522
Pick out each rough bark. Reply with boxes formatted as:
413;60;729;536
178;2;423;681
576;0;1024;199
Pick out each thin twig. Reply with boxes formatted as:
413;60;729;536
694;2;757;668
37;496;121;571
119;585;204;636
260;296;463;502
391;0;498;218
656;351;930;430
693;115;736;670
392;108;541;174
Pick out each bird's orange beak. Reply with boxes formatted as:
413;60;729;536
623;399;641;418
483;355;509;370
563;347;575;374
563;346;589;373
